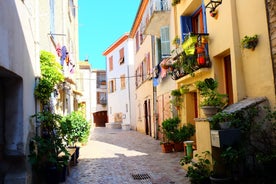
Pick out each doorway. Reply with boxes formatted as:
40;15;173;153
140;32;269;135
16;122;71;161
224;55;234;105
144;99;151;136
0;67;23;157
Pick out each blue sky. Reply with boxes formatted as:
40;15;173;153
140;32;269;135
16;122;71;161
78;1;141;70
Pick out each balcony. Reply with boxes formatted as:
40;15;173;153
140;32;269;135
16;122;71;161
99;99;107;105
97;80;107;89
144;0;171;37
163;33;211;80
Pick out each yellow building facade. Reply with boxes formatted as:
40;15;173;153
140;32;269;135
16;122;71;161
172;0;275;156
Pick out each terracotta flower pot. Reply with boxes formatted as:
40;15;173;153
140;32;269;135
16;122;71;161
197;55;206;65
161;143;173;153
196;46;205;54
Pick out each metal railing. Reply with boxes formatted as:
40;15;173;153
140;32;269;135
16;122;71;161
150;0;171;13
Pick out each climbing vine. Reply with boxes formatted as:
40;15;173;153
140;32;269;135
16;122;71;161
34;51;64;104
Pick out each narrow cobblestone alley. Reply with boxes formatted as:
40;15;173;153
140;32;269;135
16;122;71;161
63;127;190;184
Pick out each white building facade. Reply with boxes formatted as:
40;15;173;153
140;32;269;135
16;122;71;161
0;0;80;183
103;34;136;130
92;70;108;127
0;0;39;183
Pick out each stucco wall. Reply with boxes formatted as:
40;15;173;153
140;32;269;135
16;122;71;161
105;36;135;128
267;0;276;102
0;0;38;182
134;36;155;134
0;0;37;155
205;0;275;106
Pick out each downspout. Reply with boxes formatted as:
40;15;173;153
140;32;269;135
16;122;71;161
151;36;158;139
127;65;132;126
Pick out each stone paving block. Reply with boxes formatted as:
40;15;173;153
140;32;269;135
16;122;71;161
62;127;190;184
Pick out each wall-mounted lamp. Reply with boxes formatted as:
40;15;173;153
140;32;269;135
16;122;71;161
205;0;222;17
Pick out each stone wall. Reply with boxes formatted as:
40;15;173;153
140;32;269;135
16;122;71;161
267;0;276;84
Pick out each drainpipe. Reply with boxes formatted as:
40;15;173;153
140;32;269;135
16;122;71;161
63;82;66;115
127;65;132;126
151;36;158;140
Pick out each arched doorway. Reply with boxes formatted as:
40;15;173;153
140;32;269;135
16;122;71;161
93;111;107;127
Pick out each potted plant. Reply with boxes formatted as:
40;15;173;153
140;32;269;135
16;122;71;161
183;54;198;77
159;117;180;153
29;112;69;183
209;112;235;130
180;151;213;184
29;51;69;183
241;34;258;50
182;34;198;56
195;78;228;117
172;123;195;152
60;111;91;162
171;0;181;6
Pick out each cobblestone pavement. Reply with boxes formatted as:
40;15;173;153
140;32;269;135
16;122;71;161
64;127;190;184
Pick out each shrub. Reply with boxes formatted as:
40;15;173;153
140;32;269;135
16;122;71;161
60;111;90;146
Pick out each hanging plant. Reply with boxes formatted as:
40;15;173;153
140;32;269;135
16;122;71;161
241;35;258;50
171;0;181;6
170;89;183;110
172;35;180;47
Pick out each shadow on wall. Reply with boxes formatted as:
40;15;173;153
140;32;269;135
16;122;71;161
0;0;37;183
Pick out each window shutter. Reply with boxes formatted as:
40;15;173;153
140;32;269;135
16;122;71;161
109;56;113;71
119;48;124;64
180;16;192;41
108;81;111;93
113;79;116;92
120;75;126;89
135;31;140;52
97;92;100;103
147;53;151;75
160;26;170;58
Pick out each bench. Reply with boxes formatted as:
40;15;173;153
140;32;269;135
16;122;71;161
58;147;77;176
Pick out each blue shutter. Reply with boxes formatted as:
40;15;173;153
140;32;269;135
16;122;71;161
180;16;192;41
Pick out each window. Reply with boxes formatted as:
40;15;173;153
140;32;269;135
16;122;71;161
120;74;126;89
135;52;151;88
108;79;116;93
192;9;204;34
69;0;75;18
160;26;170;58
50;0;55;35
97;72;106;87
180;7;206;41
97;92;107;104
119;48;124;65
142;61;146;81
109;56;113;71
135;64;142;88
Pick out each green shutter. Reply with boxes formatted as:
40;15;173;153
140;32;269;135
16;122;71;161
160;26;170;58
